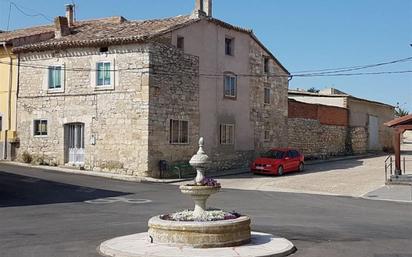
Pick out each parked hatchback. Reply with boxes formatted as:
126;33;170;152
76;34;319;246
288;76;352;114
251;148;304;176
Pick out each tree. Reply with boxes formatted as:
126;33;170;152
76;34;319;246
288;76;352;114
395;107;409;117
307;87;320;93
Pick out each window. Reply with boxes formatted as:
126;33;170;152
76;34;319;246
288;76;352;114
48;66;62;89
33;119;48;137
99;46;109;53
264;87;271;104
225;37;234;56
220;124;234;145
170;119;189;144
264;57;269;73
177;36;184;50
264;130;270;142
0;116;2;131
224;74;237;98
96;62;111;86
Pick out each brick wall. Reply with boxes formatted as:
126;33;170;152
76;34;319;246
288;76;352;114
288;100;349;159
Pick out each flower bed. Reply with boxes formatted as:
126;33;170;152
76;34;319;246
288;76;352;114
160;209;241;222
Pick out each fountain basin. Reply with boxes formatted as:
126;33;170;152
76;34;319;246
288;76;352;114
148;215;251;248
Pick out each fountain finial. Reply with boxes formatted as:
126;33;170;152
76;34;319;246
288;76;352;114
190;137;210;185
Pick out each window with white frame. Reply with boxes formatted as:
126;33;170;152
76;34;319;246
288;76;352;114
224;73;237;98
33;119;48;137
96;62;111;86
264;87;271;104
48;66;62;89
170;119;189;144
220;124;234;145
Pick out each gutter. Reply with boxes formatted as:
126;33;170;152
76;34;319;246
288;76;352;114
1;42;12;160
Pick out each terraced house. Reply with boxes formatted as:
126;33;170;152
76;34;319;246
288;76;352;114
0;25;55;160
10;0;289;177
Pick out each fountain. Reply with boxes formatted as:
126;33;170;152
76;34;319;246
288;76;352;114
99;138;296;257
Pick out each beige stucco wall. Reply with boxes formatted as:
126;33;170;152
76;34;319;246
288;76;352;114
347;98;394;150
169;19;289;168
171;20;253;153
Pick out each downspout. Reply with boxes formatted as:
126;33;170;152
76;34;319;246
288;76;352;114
2;42;12;160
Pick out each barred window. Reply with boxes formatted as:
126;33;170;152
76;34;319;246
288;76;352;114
33;119;48;137
170;120;189;144
220;124;234;145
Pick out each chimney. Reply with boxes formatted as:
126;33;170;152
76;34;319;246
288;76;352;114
65;4;74;27
192;0;212;18
54;16;70;38
204;0;212;17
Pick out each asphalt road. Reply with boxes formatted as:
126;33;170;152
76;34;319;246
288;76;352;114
1;163;412;257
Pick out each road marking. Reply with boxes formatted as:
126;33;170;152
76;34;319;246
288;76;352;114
84;197;152;204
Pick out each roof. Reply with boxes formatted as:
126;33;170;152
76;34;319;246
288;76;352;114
3;14;289;75
288;89;394;108
0;24;54;44
385;114;412;127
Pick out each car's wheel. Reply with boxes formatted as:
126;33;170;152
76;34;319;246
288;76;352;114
277;165;284;176
298;162;304;172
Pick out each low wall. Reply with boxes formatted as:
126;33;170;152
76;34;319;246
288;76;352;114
349;126;368;154
288;118;347;159
288;100;349;159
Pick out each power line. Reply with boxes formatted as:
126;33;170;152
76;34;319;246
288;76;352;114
292;56;412;74
1;59;411;78
10;2;53;22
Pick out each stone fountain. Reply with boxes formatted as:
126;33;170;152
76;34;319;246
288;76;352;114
99;138;296;257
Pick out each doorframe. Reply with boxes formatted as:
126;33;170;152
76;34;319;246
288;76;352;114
64;122;85;165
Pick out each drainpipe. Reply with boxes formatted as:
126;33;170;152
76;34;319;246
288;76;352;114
1;42;12;160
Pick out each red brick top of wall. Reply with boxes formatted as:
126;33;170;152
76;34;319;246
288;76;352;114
288;99;348;126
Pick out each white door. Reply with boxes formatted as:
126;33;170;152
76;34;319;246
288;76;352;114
368;115;380;150
65;123;85;165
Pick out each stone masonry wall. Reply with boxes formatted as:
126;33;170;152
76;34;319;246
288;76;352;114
249;40;289;153
16;43;198;177
349;126;368;154
147;43;200;178
16;44;152;176
288;118;348;159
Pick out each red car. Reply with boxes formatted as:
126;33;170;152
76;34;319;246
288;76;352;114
251;148;304;176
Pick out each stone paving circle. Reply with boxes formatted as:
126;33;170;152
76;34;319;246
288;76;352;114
99;231;296;257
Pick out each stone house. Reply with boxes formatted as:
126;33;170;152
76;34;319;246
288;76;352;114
12;0;290;177
289;88;394;154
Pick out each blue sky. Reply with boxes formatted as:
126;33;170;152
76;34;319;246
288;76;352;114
1;0;411;111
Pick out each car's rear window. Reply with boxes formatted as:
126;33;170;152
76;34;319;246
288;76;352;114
261;150;284;159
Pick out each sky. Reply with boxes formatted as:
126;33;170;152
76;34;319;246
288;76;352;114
1;0;411;111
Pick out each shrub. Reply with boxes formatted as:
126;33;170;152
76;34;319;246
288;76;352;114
21;151;33;164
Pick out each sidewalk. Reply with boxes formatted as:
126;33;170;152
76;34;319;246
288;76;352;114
362;184;412;203
0;153;374;184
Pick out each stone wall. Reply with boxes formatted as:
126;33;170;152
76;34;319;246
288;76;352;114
16;43;200;177
147;43;200;177
288;100;349;159
249;40;289;153
349;126;368;154
288;118;348;159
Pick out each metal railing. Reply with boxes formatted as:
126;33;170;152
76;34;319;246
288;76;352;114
385;155;393;182
385;155;410;182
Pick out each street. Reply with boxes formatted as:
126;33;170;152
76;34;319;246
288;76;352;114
1;163;412;257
